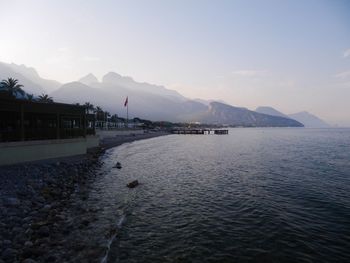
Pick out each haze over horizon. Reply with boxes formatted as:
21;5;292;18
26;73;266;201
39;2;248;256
0;0;350;126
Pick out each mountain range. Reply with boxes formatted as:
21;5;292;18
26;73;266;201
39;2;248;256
0;62;61;94
255;106;330;128
0;61;329;127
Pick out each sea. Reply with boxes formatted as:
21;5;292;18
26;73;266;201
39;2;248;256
78;128;350;263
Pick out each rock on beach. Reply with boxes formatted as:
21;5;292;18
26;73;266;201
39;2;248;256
0;153;102;263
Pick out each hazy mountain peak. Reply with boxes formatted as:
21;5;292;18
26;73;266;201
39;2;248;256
10;63;40;79
100;71;186;102
79;73;99;85
0;61;61;93
102;72;134;84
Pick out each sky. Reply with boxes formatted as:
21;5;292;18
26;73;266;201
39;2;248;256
0;0;350;125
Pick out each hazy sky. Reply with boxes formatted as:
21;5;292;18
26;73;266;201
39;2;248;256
1;0;350;125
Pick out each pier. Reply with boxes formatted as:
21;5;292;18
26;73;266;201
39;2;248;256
171;129;229;135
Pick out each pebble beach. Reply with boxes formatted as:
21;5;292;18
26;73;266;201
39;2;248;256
0;132;169;263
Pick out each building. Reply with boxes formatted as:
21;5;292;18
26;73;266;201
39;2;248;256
0;96;98;166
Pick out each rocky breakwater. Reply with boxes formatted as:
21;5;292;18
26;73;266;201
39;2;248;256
0;151;104;263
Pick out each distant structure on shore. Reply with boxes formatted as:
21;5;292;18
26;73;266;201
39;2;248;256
171;128;228;135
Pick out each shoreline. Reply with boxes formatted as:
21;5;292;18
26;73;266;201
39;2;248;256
99;131;170;150
0;131;169;262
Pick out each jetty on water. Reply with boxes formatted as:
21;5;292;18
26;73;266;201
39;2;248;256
171;129;228;135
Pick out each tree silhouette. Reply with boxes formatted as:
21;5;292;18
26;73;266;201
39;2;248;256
94;106;104;121
37;93;53;103
110;114;118;123
0;78;25;98
84;102;95;114
26;94;35;101
94;106;102;114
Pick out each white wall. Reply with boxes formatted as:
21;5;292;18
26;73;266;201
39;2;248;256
0;136;99;166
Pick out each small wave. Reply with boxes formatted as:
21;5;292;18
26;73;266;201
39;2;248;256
100;214;126;263
117;214;126;228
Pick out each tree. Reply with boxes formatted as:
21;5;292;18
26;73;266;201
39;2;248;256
94;106;102;113
110;114;118;123
94;106;104;121
0;78;25;98
84;102;95;114
37;93;53;103
26;94;35;101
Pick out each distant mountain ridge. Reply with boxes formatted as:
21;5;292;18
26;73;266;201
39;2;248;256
79;73;99;86
256;106;330;128
197;102;303;127
51;73;302;126
0;62;61;94
51;77;206;122
0;61;313;127
288;111;330;128
0;62;45;95
100;72;186;102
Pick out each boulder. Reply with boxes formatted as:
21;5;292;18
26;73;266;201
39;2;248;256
127;180;139;188
114;162;122;169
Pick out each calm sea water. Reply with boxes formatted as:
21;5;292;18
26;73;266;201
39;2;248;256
83;128;350;263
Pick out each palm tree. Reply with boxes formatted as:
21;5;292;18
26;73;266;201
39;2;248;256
94;106;102;115
84;102;95;114
0;78;25;98
94;106;104;121
26;94;35;101
37;93;53;103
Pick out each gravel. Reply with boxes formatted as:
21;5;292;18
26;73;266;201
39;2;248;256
0;150;104;263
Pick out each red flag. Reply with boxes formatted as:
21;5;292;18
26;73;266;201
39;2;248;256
124;96;128;107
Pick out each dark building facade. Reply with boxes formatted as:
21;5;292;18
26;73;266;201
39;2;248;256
0;96;95;142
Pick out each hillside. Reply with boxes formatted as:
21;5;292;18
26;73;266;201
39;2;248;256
0;62;45;95
197;102;304;127
256;106;330;128
0;62;61;94
255;106;290;119
51;78;204;122
289;111;330;128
